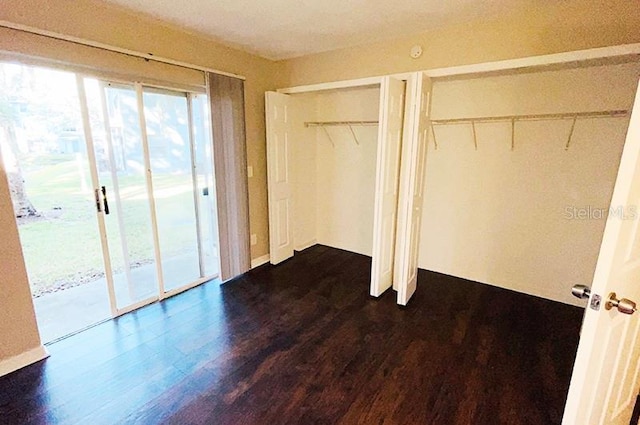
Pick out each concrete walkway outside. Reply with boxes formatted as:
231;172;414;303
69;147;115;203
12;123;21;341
33;252;219;343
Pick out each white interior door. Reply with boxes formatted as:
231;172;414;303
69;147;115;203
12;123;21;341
563;79;640;425
370;77;406;296
393;72;432;305
266;91;294;264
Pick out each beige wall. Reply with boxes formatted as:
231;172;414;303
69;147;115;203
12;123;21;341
315;88;381;256
0;165;41;359
281;0;640;87
0;0;283;363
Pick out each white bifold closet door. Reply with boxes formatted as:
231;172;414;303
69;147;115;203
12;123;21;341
265;91;294;264
393;72;432;305
370;76;406;296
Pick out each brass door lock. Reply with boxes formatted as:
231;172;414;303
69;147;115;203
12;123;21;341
605;292;637;315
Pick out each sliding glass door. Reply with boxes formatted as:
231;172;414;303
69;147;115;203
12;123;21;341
3;60;220;341
82;78;220;313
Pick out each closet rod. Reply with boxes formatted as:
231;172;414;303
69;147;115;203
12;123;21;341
431;109;628;125
305;121;378;127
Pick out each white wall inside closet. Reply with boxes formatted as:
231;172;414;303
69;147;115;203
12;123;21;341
418;62;640;306
290;86;382;257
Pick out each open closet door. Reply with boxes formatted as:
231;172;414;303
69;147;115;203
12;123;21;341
265;91;294;264
394;72;432;305
370;76;406;296
563;79;640;425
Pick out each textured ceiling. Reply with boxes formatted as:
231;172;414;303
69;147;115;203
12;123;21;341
101;0;540;60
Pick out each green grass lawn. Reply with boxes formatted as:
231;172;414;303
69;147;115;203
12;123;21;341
17;153;205;295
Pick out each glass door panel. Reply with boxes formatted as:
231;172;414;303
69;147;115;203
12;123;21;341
191;93;219;277
142;88;201;292
0;63;111;342
84;79;158;310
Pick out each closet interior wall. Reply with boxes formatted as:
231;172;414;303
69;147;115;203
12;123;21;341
419;62;640;306
290;86;383;257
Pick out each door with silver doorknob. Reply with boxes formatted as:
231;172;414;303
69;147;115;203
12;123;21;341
563;77;640;425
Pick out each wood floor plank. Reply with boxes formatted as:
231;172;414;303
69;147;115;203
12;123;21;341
0;245;584;425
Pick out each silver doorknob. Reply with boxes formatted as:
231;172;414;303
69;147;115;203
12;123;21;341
572;284;591;300
605;292;637;315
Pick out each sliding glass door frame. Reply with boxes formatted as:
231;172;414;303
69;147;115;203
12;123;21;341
75;74;119;317
135;82;167;302
76;75;220;317
187;92;206;280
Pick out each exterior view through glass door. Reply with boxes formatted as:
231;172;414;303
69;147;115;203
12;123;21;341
0;60;220;343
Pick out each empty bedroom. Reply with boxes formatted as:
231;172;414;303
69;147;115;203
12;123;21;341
1;0;639;424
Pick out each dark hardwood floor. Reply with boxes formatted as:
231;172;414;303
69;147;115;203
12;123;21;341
0;245;584;424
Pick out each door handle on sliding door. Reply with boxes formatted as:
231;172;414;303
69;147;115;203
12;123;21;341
101;186;110;215
95;188;102;213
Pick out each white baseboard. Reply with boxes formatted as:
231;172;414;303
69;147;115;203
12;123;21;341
250;241;317;269
251;254;271;269
295;239;317;252
0;345;49;377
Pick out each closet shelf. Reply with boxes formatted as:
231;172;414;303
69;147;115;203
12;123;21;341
430;109;628;125
429;109;629;151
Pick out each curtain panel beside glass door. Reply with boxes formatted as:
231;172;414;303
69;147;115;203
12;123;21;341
207;73;251;281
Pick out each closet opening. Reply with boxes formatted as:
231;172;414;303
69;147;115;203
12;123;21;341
266;79;409;297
